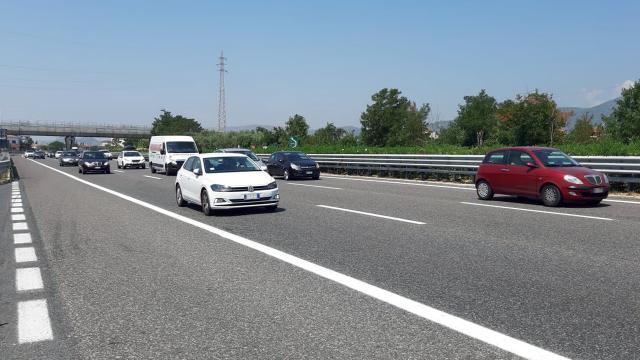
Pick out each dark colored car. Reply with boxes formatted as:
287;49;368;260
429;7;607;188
34;151;46;159
59;151;79;166
78;151;110;174
475;147;609;206
266;151;320;180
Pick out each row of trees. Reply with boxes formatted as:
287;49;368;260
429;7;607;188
137;79;640;150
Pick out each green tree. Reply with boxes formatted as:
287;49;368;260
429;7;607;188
495;91;566;146
453;89;498;146
360;88;430;146
569;113;594;144
285;114;309;139
604;79;640;142
151;109;203;136
19;136;34;150
47;141;65;151
313;122;346;145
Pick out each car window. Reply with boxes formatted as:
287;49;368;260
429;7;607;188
83;152;107;160
202;156;260;173
192;158;202;173
123;151;141;157
533;150;579;167
483;151;506;164
183;157;194;171
166;141;197;153
507;151;535;166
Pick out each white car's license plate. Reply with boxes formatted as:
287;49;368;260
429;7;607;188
244;193;260;200
593;187;604;193
306;171;313;175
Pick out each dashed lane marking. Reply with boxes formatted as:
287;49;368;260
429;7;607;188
12;214;27;221
29;159;571;360
14;233;32;244
322;175;476;191
17;299;53;343
143;175;163;180
317;205;426;225
15;247;38;263
16;268;43;291
286;183;343;190
11;207;24;213
13;222;29;231
460;202;615;221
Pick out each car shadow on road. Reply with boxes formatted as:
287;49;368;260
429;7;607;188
492;195;611;208
184;203;286;217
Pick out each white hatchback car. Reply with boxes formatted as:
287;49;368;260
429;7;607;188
117;150;146;169
175;153;279;215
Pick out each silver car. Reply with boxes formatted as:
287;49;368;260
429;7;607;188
215;148;267;171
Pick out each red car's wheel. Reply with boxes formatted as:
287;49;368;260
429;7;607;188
541;184;562;207
476;180;494;200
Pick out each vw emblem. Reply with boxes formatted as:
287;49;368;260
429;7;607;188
248;186;254;192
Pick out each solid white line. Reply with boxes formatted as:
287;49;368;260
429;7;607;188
17;299;53;343
11;207;24;213
113;169;124;173
604;198;640;205
460;202;615;221
287;183;343;190
317;205;426;225
14;233;33;244
27;159;570;360
16;267;43;291
323;175;475;191
15;247;38;263
13;222;29;231
12;214;27;221
143;175;163;180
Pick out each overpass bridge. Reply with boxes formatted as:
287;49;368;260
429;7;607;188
0;121;151;149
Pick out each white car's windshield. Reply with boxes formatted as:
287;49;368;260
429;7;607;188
167;141;197;153
124;151;142;157
203;156;260;173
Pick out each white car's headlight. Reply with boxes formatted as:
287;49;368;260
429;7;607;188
211;184;232;192
291;163;301;170
563;175;583;185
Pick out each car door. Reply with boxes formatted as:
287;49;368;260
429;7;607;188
481;150;509;193
189;158;204;202
267;153;279;175
505;150;540;196
179;157;195;201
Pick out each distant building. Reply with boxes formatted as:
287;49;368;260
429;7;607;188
7;135;20;151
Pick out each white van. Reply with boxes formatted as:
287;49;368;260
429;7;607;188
149;136;199;175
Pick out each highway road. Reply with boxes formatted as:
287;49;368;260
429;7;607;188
2;156;640;359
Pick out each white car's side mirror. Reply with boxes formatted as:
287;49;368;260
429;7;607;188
193;168;201;176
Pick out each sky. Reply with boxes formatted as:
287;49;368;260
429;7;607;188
0;0;638;131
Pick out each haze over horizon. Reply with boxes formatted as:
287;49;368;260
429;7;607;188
1;1;638;129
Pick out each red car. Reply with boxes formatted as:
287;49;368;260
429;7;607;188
475;147;609;206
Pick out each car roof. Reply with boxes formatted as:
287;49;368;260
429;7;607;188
488;146;559;153
198;152;248;158
218;148;251;152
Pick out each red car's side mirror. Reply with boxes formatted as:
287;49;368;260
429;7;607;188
526;162;538;168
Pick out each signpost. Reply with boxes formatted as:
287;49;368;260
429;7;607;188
288;136;298;148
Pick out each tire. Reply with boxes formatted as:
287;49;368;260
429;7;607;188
476;180;494;200
150;163;156;173
313;174;320;180
78;167;82;174
142;164;146;169
105;168;110;174
117;163;121;169
541;184;562;207
176;185;186;207
201;190;213;216
587;199;602;206
283;169;290;181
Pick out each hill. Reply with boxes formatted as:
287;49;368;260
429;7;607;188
560;98;619;130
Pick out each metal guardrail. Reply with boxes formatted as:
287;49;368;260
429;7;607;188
258;153;640;184
0;151;12;183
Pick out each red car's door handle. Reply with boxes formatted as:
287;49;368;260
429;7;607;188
500;168;510;172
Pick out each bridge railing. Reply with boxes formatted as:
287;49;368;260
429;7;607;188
258;153;640;184
0;121;151;137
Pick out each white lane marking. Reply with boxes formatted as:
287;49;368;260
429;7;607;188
18;299;53;343
460;202;615;221
317;205;426;225
13;222;29;231
604;198;640;205
143;175;163;180
29;159;570;360
287;183;343;190
323;175;475;191
14;233;32;244
11;207;24;213
12;202;23;207
113;170;124;173
16;267;43;291
15;247;38;263
12;214;27;221
12;194;21;198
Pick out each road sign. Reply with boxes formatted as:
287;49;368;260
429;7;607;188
288;136;298;148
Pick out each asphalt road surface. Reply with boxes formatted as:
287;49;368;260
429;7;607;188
2;156;640;359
